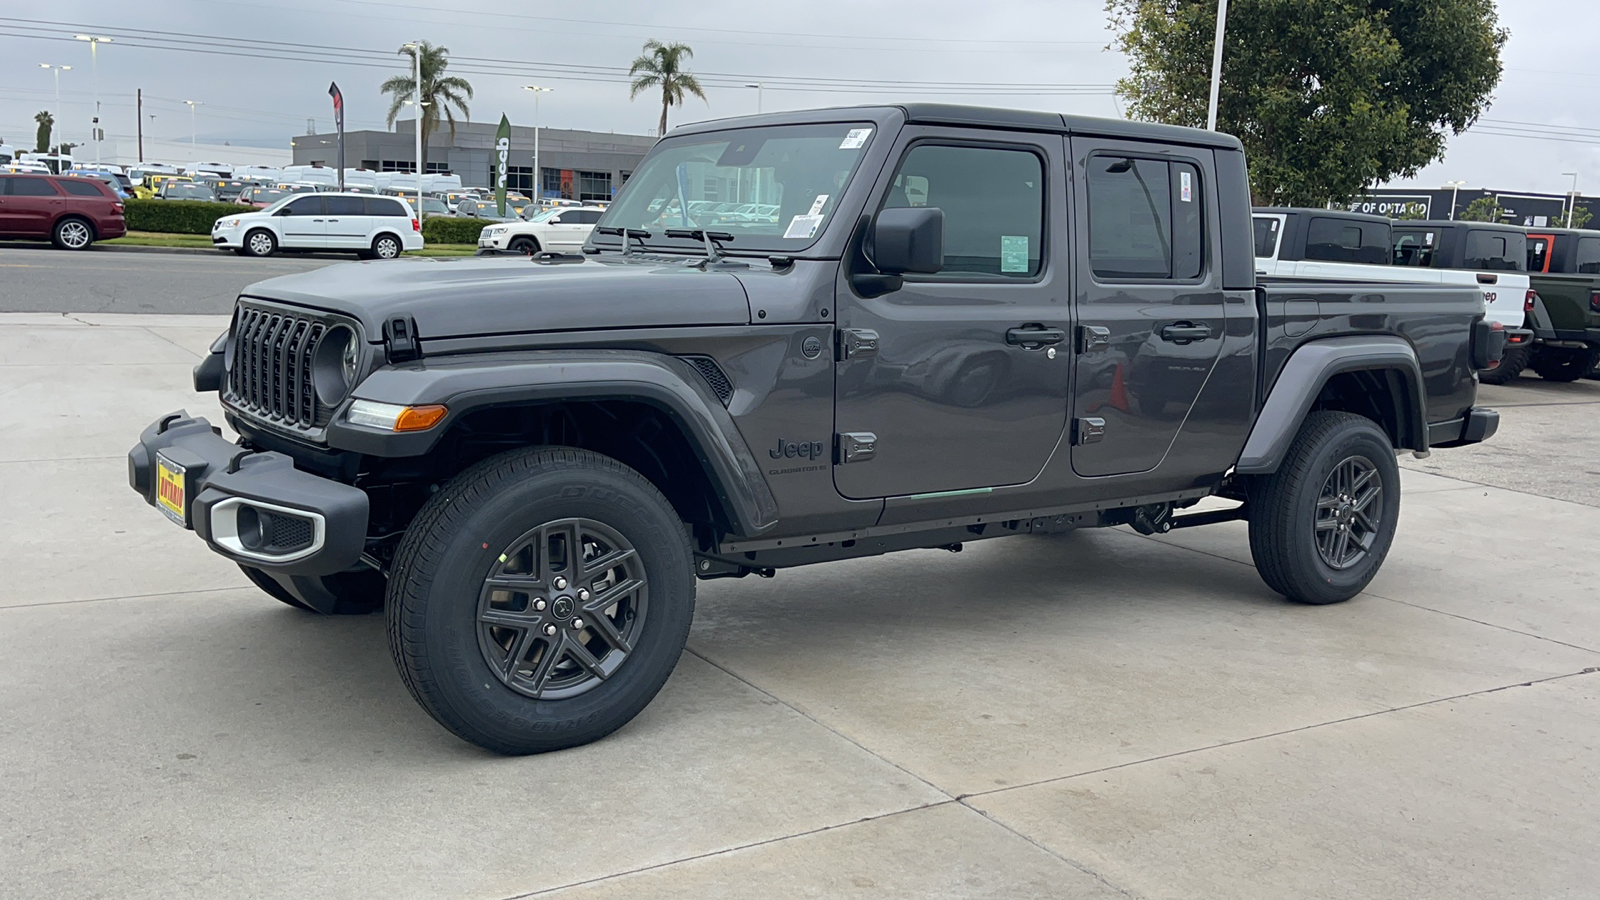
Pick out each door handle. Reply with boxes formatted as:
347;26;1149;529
1160;323;1211;344
1006;326;1067;348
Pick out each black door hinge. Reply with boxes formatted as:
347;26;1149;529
384;315;421;362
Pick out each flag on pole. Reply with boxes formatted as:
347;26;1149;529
328;82;346;190
495;114;511;218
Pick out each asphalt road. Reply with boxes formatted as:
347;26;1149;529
0;246;333;314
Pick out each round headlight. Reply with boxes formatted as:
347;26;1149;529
312;326;358;405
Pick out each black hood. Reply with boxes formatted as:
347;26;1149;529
240;255;752;339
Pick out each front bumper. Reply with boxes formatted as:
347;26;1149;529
127;412;369;576
1428;407;1500;449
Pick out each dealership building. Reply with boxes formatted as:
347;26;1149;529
290;119;654;200
1351;186;1599;227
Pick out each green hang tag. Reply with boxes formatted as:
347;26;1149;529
1001;235;1030;273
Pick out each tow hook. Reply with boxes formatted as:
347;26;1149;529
1131;503;1174;535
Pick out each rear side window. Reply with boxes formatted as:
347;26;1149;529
1526;235;1551;273
1463;229;1525;271
1392;229;1438;267
366;198;407;217
60;179;107;197
1304;217;1389;264
324;196;365;216
1087;156;1204;280
567;210;602;224
1574;237;1600;274
10;177;59;197
1253;217;1280;258
884;143;1044;278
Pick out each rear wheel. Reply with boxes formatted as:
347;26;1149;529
1530;345;1600;382
238;564;385;615
508;236;538;255
242;228;277;258
1247;411;1400;605
386;447;694;754
1477;343;1529;385
371;233;403;259
52;217;94;250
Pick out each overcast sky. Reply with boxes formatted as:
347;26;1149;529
2;0;1595;194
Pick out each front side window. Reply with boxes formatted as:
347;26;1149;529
1087;156;1204;280
881;143;1044;278
1463;229;1526;271
597;122;875;252
284;195;325;216
1304;217;1389;264
10;177;58;197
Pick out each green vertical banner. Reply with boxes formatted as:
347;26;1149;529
494;114;511;218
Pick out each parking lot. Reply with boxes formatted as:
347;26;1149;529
2;289;1599;897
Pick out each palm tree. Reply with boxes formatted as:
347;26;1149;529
34;110;53;154
380;41;473;175
629;40;707;138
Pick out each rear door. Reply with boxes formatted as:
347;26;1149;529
322;195;369;248
277;194;326;247
1069;138;1226;477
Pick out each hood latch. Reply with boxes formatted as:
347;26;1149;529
384;315;421;363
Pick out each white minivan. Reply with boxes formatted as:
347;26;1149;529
211;192;423;259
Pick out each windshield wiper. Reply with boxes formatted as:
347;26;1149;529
595;226;651;256
664;229;734;264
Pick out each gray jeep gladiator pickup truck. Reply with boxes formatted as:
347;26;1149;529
129;105;1502;754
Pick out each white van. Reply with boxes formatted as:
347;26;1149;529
0;144;17;166
280;165;340;189
19;152;74;174
342;168;379;190
188;161;234;178
211;191;424;259
234;165;282;184
421;173;463;194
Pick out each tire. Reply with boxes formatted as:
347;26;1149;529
507;236;539;255
242;228;277;258
386;447;694;754
1530;346;1600;382
1247;411;1401;605
238;564;386;615
1476;343;1529;385
371;233;403;260
51;216;94;251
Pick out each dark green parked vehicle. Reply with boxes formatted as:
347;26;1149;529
1524;228;1600;381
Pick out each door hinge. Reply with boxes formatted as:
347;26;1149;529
1074;417;1106;445
836;432;877;463
836;328;880;360
1079;325;1110;353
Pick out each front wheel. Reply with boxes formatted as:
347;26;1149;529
386;447;694;754
242;228;277;258
1247;411;1401;605
507;236;538;255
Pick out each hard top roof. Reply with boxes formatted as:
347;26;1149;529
1394;220;1529;233
1253;207;1393;225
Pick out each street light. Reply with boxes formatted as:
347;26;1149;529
1562;172;1579;228
1444;180;1467;220
75;35;111;164
1205;0;1229;131
185;100;202;159
744;83;763;114
39;64;71;154
403;41;425;199
523;85;552;199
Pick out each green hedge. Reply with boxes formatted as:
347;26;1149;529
124;199;246;235
423;216;487;245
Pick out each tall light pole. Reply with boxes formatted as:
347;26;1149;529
75;35;111;163
1563;172;1579;228
1444;180;1467;220
403;42;425;201
39;64;71;154
1205;0;1229;131
744;83;763;114
185;100;201;161
523;85;552;198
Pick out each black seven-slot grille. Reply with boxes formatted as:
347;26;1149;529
225;304;331;429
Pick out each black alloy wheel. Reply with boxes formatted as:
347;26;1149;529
1314;455;1384;570
476;517;648;700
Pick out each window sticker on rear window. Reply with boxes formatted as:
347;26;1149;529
1001;235;1030;273
1180;170;1192;202
839;128;872;150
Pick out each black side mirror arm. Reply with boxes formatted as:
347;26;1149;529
845;214;904;299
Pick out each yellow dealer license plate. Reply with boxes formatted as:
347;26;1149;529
155;453;188;527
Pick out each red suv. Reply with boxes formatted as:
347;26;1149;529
0;173;127;250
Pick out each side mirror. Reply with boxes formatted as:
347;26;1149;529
874;207;944;275
549;216;563;225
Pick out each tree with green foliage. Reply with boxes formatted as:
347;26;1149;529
34;110;53;153
629;40;707;138
381;41;473;176
1457;195;1504;222
1564;204;1594;230
1107;0;1507;207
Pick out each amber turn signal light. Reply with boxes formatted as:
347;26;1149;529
394;405;448;432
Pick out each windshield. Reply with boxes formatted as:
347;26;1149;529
167;184;216;201
246;188;287;204
595;122;876;252
523;208;562;223
259;194;297;214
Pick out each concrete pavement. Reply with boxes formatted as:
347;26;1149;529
2;312;1599;899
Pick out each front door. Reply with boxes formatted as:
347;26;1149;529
1068;139;1227;477
277;194;326;248
833;130;1072;499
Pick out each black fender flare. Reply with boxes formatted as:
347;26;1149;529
327;349;779;536
1235;335;1428;475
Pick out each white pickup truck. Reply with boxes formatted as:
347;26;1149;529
1254;208;1533;384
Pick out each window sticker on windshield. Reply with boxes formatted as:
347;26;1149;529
839;128;872;150
808;194;829;216
1180;171;1192;202
1001;236;1030;273
784;214;824;239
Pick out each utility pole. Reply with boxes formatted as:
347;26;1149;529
1205;0;1229;131
404;42;424;201
185;100;201;161
136;89;143;161
75;35;111;163
40;64;71;153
